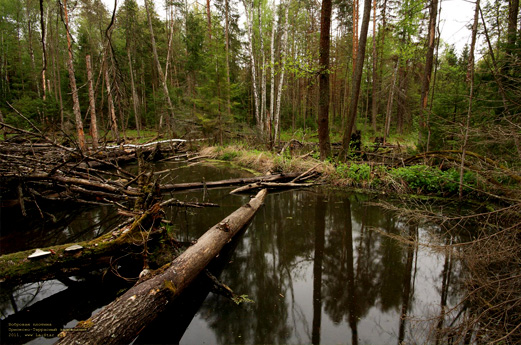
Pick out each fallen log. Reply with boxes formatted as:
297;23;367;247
229;181;315;194
56;189;268;345
0;203;163;286
159;172;299;192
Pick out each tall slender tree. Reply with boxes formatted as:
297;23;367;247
62;0;86;151
459;0;480;199
318;0;332;159
144;0;175;134
418;0;439;147
341;0;372;157
85;54;99;149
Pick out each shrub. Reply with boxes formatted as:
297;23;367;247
390;165;476;194
336;163;372;182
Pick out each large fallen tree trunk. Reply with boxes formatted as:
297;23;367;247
56;189;268;345
0;203;163;286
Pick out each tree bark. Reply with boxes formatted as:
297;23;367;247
62;0;86;151
103;53;120;143
85;55;99;150
269;0;277;142
341;0;372;157
243;0;261;129
0;204;162;286
258;4;267;135
206;0;212;40
160;172;301;192
144;0;175;135
371;0;378;132
127;47;141;137
224;0;232;122
274;3;290;145
418;0;439;145
318;0;332;160
459;0;480;199
504;0;519;75
56;190;268;345
39;0;47;101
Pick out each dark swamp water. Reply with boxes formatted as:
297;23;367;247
0;162;463;345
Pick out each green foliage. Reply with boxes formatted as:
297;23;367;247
336;163;372;182
391;165;476;194
221;151;239;161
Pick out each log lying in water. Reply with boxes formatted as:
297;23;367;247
0;203;163;286
56;189;268;345
159;172;300;192
229;181;315;194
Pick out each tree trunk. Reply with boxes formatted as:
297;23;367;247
206;0;212;40
274;2;290;145
144;0;175;135
269;0;277;142
504;0;519;75
384;59;398;143
459;0;480;199
258;4;267;135
127;47;141;137
62;0;86;151
103;53;120;143
318;0;332;160
341;0;372;157
56;190;268;345
85;55;99;150
371;0;378;132
418;0;439;145
352;0;359;72
160;172;301;192
243;0;261;129
225;0;232;121
0;204;162;286
39;0;47;101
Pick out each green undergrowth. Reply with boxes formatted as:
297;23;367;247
201;145;482;198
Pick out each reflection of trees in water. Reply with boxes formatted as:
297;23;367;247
322;193;415;344
197;191;318;344
189;189;456;345
1;205;121;254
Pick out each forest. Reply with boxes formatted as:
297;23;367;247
1;0;521;343
0;0;518;159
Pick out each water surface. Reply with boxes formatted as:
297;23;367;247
0;162;460;344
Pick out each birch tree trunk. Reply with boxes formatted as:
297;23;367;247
62;0;86;151
85;54;99;150
145;0;175;135
243;0;261;130
258;5;267;135
269;0;277;142
39;0;47;101
274;3;290;145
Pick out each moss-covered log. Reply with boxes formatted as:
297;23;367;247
0;203;163;286
56;189;268;345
